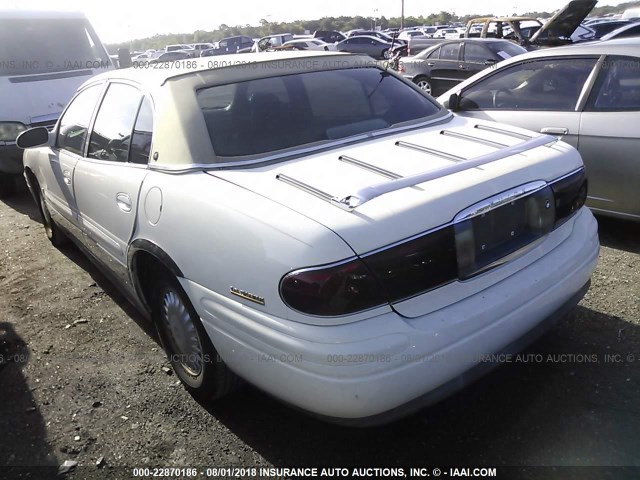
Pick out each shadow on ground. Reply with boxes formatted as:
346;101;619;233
0;322;59;479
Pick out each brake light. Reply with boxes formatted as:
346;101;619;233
280;226;457;316
280;258;386;316
551;169;588;227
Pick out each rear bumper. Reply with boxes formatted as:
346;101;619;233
183;208;599;423
0;144;24;174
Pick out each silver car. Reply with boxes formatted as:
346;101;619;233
438;38;640;221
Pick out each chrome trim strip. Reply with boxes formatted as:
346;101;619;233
338;155;402;180
440;130;509;148
275;174;334;203
148;113;453;173
395;141;466;162
473;124;532;140
454;181;548;222
334;135;558;210
576;55;606;113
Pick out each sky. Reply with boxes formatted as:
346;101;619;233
6;0;629;43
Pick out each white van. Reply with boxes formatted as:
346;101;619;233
0;10;113;196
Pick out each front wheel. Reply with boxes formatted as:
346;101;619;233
33;179;68;247
154;276;240;400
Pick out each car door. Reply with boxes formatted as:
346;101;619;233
455;56;600;149
579;55;640;219
73;82;153;274
429;42;463;95
461;42;496;78
42;83;104;229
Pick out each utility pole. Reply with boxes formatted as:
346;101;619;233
401;0;405;29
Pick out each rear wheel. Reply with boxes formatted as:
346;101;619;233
414;76;434;95
153;275;240;400
382;49;391;59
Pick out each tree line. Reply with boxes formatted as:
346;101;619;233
106;1;640;53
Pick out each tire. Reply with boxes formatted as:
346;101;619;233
153;275;240;400
32;178;68;247
0;174;16;199
382;49;391;59
414;76;434;96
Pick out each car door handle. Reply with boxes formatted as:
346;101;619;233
459;65;469;70
427;62;435;67
63;170;72;185
116;193;132;213
540;127;569;135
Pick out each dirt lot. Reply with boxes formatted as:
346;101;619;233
0;182;639;479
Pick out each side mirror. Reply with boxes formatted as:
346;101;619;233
484;59;497;66
448;93;461;111
16;127;50;149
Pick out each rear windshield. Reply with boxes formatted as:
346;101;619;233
197;67;441;159
487;42;527;59
0;18;110;76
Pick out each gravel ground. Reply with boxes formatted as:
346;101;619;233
0;183;638;480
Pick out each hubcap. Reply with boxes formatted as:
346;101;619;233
383;50;391;59
161;290;203;376
417;80;432;95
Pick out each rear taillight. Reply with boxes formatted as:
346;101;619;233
551;169;588;227
360;226;457;302
280;258;386;316
280;227;457;316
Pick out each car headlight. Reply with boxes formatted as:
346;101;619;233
0;122;27;142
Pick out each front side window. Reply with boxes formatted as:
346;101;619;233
56;84;103;156
586;56;640;111
197;68;442;160
440;43;460;61
87;83;143;162
464;43;492;63
459;57;598;111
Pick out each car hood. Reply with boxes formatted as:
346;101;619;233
207;116;582;255
531;0;598;41
0;71;93;125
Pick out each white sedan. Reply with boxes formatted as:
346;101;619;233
278;39;336;51
17;51;598;425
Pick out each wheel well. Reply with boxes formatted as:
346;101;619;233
131;250;177;314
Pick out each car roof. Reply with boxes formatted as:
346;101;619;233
89;51;361;87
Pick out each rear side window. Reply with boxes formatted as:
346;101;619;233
57;84;103;156
87;83;143;162
129;97;154;164
586;56;640;111
197;68;441;159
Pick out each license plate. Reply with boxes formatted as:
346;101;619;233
455;186;555;279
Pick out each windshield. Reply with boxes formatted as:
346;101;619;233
0;18;110;76
197;67;441;160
